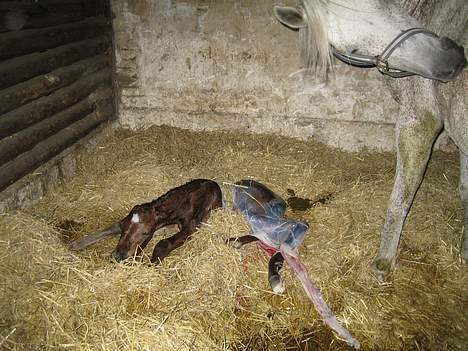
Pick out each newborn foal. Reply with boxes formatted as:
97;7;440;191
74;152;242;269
69;179;223;263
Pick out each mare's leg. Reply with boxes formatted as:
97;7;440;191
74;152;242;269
268;252;285;294
460;152;468;262
372;87;443;281
227;235;258;249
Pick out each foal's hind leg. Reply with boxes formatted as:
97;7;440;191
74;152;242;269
372;104;443;281
227;236;285;293
268;252;285;294
226;235;258;248
460;152;468;262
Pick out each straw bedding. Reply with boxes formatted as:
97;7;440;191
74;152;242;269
0;126;466;350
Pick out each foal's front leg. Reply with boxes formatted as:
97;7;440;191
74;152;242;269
69;223;121;251
460;152;468;262
372;103;443;281
151;223;196;264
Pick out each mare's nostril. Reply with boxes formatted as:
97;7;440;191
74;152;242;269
440;36;455;51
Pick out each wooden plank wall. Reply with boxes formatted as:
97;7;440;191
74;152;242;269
0;0;114;192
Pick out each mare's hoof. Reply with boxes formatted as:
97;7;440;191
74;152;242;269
269;275;285;294
371;257;394;282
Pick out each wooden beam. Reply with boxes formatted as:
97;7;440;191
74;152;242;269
0;16;107;61
0;54;109;114
0;35;108;89
0;12;87;33
0;86;113;166
0;102;113;192
0;1;86;10
0;68;111;139
0;1;108;26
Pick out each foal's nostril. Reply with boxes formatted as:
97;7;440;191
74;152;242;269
111;250;124;262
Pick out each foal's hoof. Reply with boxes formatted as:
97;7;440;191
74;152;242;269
269;276;285;294
69;242;79;251
69;240;83;251
150;256;164;266
226;238;243;249
371;258;394;282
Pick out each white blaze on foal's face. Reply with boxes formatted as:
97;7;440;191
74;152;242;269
131;213;140;224
113;207;157;261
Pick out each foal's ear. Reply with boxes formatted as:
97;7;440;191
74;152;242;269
273;6;307;29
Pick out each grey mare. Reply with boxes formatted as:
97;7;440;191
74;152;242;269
272;0;467;280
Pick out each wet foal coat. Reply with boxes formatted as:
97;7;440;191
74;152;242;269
69;179;223;263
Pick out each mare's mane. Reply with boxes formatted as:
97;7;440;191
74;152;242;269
300;0;332;76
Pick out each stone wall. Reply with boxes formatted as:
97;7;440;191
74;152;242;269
111;0;449;152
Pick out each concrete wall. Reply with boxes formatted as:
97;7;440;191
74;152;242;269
112;0;409;152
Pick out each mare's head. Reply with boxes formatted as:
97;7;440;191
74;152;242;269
273;0;466;81
112;205;158;262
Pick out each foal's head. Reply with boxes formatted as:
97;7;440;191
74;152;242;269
112;205;158;262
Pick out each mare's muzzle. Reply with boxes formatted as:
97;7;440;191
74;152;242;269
333;28;467;82
432;37;466;81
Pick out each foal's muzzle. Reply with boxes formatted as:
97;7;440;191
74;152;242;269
111;250;126;262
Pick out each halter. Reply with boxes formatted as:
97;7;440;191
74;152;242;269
331;28;439;78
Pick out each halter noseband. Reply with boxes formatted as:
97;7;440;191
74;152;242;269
331;28;438;78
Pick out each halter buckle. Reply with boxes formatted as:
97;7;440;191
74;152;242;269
375;56;389;72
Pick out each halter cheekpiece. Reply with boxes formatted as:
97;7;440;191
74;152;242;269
332;28;438;78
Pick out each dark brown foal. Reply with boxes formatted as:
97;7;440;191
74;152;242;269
69;179;223;264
